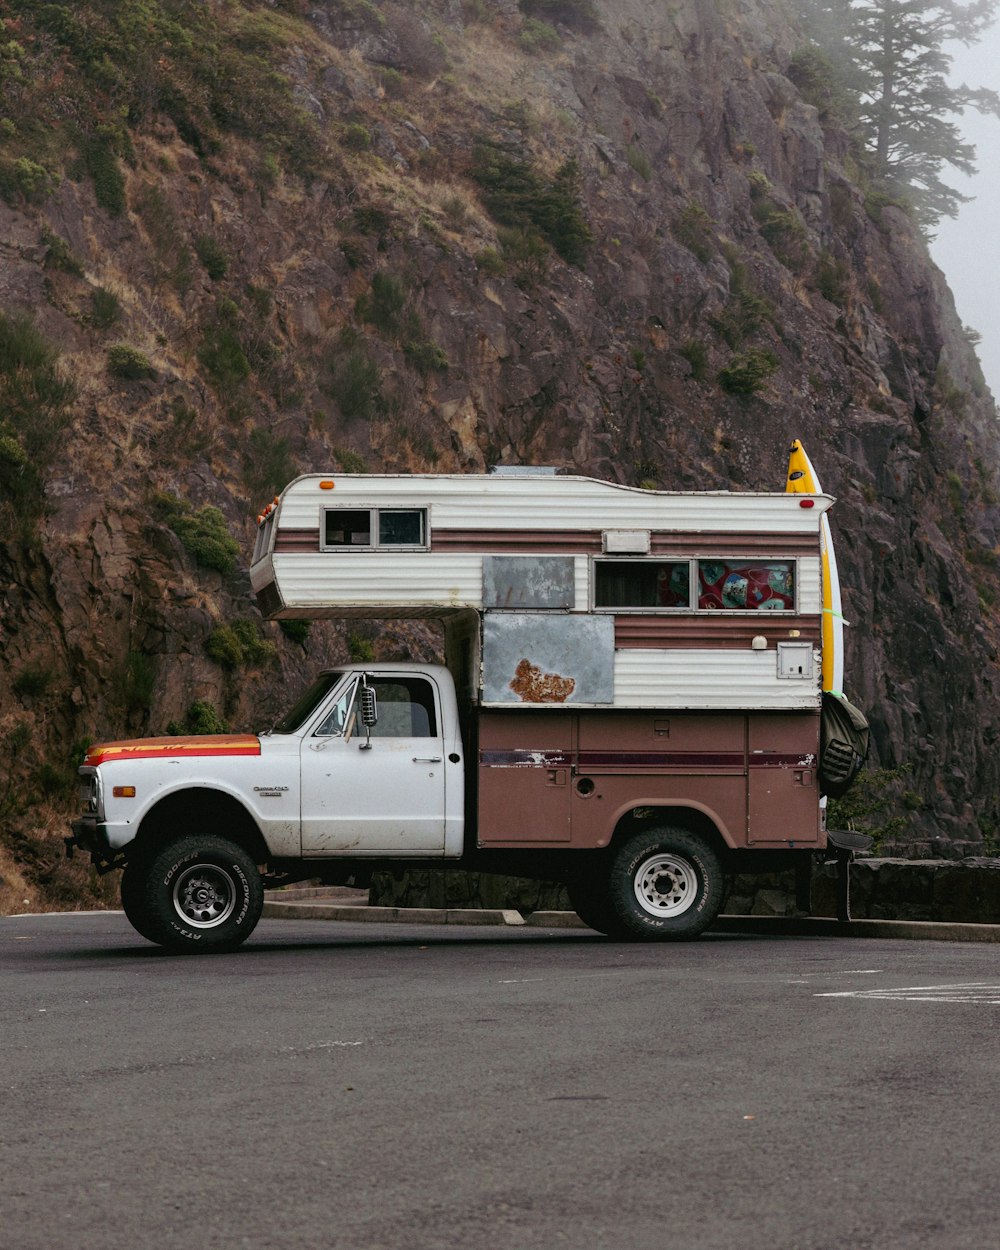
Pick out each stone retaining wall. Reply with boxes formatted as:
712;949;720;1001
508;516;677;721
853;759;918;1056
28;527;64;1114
371;859;1000;925
729;858;1000;923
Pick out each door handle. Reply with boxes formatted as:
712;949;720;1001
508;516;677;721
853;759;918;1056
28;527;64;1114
412;756;443;763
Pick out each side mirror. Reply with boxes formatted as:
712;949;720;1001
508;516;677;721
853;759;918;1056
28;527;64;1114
358;681;377;750
360;684;378;728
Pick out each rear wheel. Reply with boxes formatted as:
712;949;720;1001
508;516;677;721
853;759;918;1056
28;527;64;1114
141;836;264;953
565;871;631;939
608;827;723;940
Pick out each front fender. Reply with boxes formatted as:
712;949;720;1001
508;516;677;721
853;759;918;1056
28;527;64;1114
97;751;300;857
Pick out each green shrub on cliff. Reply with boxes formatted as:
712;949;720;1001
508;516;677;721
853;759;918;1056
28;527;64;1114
0;156;55;206
0;312;76;527
166;700;228;736
519;18;561;54
206;620;276;669
471;140;591;266
107;344;156;380
154;493;239;575
717;348;779;396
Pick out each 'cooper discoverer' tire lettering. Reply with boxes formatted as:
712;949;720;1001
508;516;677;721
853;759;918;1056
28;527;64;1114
607;827;723;941
134;835;264;953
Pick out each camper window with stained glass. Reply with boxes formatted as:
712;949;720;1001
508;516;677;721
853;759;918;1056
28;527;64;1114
696;560;795;610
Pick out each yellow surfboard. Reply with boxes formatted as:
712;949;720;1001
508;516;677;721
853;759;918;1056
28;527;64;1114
786;440;844;695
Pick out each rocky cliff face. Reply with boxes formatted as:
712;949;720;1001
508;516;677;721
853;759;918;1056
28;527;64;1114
2;0;999;908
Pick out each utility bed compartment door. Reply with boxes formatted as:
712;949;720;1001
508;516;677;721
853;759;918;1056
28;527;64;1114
477;712;572;844
746;713;822;846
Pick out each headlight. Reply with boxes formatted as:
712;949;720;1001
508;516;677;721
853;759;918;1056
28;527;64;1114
79;770;104;820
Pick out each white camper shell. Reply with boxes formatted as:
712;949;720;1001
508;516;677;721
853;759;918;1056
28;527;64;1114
250;473;831;713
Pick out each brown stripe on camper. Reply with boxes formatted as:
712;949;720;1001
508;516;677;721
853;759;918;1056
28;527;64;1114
433;529;817;555
432;529;601;553
650;532;817;556
272;527;819;556
273;528;321;552
613;615;821;649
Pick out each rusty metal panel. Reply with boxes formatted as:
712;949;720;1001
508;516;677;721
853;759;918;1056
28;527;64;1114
483;614;614;704
483;556;575;609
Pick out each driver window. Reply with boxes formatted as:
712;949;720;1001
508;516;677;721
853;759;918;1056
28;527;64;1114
314;681;358;736
368;678;437;738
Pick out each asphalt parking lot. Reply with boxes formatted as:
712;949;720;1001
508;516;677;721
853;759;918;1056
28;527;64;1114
4;910;999;1250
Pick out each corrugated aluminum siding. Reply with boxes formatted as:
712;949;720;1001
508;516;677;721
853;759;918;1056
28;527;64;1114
271;475;832;536
271;553;486;608
611;649;822;710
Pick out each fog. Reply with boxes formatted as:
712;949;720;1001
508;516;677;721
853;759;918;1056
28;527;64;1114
929;30;1000;401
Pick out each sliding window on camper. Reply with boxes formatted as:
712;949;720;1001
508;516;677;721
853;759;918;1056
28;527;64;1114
322;508;428;551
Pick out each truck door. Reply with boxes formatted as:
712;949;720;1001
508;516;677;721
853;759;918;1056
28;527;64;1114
300;674;447;855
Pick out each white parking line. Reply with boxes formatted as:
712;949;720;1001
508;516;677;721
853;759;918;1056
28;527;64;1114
817;982;1000;1003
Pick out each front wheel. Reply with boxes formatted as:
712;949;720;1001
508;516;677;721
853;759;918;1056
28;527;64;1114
608;828;723;940
141;836;264;953
120;858;160;943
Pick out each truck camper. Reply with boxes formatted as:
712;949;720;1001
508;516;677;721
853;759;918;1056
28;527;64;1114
69;464;868;951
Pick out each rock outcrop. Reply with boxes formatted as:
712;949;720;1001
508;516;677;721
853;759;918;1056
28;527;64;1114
2;0;1000;907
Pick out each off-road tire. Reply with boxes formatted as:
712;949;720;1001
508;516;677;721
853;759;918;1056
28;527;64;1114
565;872;632;939
141;835;264;953
608;827;723;940
120;858;161;943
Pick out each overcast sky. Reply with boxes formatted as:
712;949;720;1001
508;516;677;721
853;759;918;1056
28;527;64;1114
929;28;1000;400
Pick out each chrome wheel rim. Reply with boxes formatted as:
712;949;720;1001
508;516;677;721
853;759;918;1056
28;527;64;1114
173;863;237;929
633;853;698;918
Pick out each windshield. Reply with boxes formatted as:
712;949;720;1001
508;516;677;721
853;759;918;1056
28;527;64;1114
269;671;344;734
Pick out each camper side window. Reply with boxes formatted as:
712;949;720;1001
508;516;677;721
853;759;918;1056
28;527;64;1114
697;560;795;610
595;561;691;608
252;511;277;564
379;509;425;546
322;508;428;551
594;558;797;611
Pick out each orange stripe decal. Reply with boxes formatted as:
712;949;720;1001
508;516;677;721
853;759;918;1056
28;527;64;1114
84;736;261;766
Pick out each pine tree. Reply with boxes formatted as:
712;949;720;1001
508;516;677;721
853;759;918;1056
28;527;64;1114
797;0;1000;227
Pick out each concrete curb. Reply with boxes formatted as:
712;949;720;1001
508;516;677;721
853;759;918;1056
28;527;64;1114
262;900;532;926
262;896;1000;941
711;915;1000;943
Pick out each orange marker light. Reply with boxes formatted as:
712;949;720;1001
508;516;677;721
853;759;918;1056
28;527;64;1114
319;480;335;490
113;786;137;799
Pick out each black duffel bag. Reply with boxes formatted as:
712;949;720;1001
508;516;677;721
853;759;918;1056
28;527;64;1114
819;691;870;798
